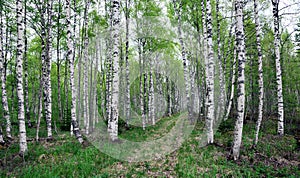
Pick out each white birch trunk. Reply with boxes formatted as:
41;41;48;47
149;58;155;125
205;0;215;144
201;0;208;118
45;0;53;140
125;0;131;127
0;12;12;140
24;2;32;128
174;1;191;122
36;77;43;141
108;0;120;141
272;0;284;135
232;0;246;160
224;41;237;120
254;0;264;145
66;0;83;143
83;0;90;135
216;0;226;121
16;0;28;154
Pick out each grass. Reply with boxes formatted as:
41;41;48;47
0;114;299;177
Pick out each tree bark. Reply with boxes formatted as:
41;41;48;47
174;1;192;122
272;0;284;135
108;0;121;141
24;0;32;128
16;0;28;154
205;0;215;144
44;0;53;140
125;0;131;127
57;0;63;123
232;0;246;160
0;10;12;140
216;0;226;121
66;0;83;143
254;0;264;145
83;0;90;135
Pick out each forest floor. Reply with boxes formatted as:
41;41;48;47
0;114;299;177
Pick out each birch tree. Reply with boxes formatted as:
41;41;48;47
24;0;32;128
44;0;53;140
125;0;131;127
16;0;28;154
108;0;120;141
173;0;192;122
66;0;83;143
232;0;246;160
254;0;264;145
56;0;63;122
272;0;284;135
205;0;215;144
83;0;90;135
224;5;236;121
0;8;12;140
216;0;226;121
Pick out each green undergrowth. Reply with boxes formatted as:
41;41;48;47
0;115;299;177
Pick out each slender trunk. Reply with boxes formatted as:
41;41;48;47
44;0;53;140
253;0;264;145
201;0;208;117
89;54;93;132
224;40;237;120
108;0;120;141
149;58;155;125
224;10;236;121
93;39;100;130
75;0;83;126
57;0;63;122
64;54;69;128
232;0;246;160
205;0;215;144
66;0;83;143
174;1;191;122
272;0;284;135
0;12;12;140
36;76;43;141
16;0;28;154
83;0;90;135
190;65;195;116
143;70;148;123
139;40;145;130
24;0;32;128
125;0;131;127
105;0;112;122
216;0;226;121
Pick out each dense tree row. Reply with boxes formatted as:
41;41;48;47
0;0;299;161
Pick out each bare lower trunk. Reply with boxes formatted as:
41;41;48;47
57;0;63;122
149;58;155;125
272;0;284;135
254;0;264;145
16;0;28;154
205;0;215;144
108;0;120;141
232;0;246;160
67;0;83;143
174;1;191;122
0;13;12;140
36;77;43;141
44;0;53;140
224;42;236;120
24;1;32;128
216;0;226;121
125;0;131;127
83;0;90;135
